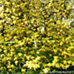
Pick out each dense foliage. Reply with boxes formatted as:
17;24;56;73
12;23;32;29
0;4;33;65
0;0;74;74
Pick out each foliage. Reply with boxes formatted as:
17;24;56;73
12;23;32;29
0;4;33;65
0;0;74;74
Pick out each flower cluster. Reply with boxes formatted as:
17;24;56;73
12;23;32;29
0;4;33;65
0;0;74;74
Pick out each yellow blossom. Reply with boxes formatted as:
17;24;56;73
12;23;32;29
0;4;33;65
15;61;18;65
18;53;22;57
68;60;72;64
21;69;26;73
72;62;74;66
43;68;49;74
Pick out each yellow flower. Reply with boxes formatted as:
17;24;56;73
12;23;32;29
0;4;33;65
0;25;3;29
49;54;52;57
63;60;67;64
0;6;3;13
72;53;74;56
68;60;72;64
23;64;28;68
31;56;34;60
26;56;30;60
14;57;17;61
55;63;60;68
28;64;34;69
52;61;56;67
4;50;7;53
47;3;51;8
67;46;74;51
57;20;61;24
11;64;15;69
18;41;24;46
0;67;3;71
9;68;12;72
18;53;22;57
53;49;57;53
62;51;67;55
72;62;74;66
21;69;26;73
53;56;58;62
70;42;73;46
68;53;71;56
43;68;49;74
24;54;26;57
6;2;10;5
35;56;41;61
5;8;10;13
15;61;18;65
54;56;58;59
60;42;63;46
33;64;40;70
47;63;52;67
6;57;11;61
7;65;11;69
64;65;70;69
36;51;40;55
